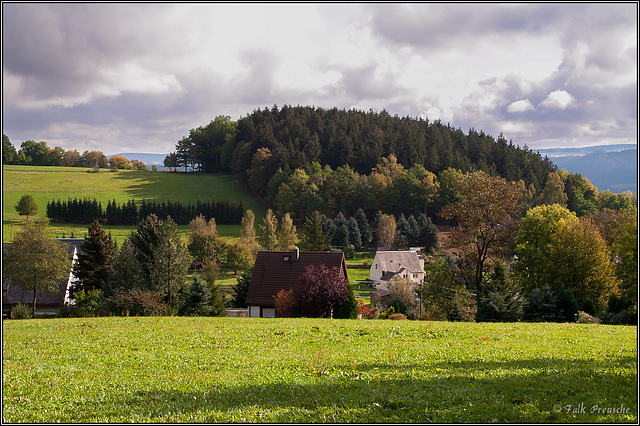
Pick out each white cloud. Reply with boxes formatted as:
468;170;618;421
507;99;534;113
540;90;576;109
2;3;637;154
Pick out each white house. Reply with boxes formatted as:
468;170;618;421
370;250;425;288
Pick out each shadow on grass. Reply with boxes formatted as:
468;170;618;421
123;356;637;423
110;171;266;217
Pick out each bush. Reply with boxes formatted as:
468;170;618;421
57;303;78;318
576;310;600;324
333;284;358;319
11;303;32;320
378;306;395;320
75;289;105;317
106;289;167;316
388;313;407;320
274;289;298;318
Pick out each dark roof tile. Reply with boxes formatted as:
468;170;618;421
245;250;347;307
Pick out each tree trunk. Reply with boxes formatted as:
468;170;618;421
32;288;37;318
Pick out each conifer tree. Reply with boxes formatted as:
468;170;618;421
354;208;371;246
72;220;117;297
302;212;330;251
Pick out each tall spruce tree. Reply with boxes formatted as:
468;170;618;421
72;220;117;297
302;212;330;251
149;216;191;307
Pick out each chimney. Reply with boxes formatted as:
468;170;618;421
292;247;300;262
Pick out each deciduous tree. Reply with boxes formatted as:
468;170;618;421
440;171;523;296
277;212;298;251
297;264;349;318
2;220;71;317
376;214;397;250
15;194;38;219
257;209;278;251
513;204;578;292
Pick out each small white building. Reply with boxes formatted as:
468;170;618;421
370;250;425;288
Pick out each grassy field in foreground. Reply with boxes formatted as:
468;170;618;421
2;317;636;423
2;165;267;244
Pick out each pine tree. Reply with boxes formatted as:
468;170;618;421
556;284;579;322
231;270;252;308
180;276;213;316
354;208;371;246
72;220;117;297
476;262;523;322
104;238;145;296
347;217;362;249
302;213;330;251
149;216;191;307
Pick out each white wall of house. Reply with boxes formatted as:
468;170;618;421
248;306;276;318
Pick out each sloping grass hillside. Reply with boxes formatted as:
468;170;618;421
2;165;266;243
2;317;636;423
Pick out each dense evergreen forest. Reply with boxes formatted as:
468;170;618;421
170;105;557;218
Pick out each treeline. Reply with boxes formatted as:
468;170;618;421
169;105;557;218
171;105;554;187
171;106;637;220
46;197;244;225
2;134;147;170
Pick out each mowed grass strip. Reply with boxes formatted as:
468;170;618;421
2;317;636;423
2;165;266;243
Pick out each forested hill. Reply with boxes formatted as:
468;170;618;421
175;105;555;193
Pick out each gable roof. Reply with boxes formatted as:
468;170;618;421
2;239;83;308
245;250;348;308
373;250;424;273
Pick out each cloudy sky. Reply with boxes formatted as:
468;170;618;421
2;3;637;155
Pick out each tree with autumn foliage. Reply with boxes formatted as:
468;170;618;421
547;217;620;307
440;171;523;296
274;288;298;318
513;204;578;293
296;264;349;318
514;204;622;310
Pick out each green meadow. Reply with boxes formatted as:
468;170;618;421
2;165;267;244
2;317;636;423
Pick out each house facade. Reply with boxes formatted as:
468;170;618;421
2;238;83;316
245;248;348;318
369;250;425;288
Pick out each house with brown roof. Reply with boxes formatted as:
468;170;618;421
2;238;83;317
245;248;348;318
